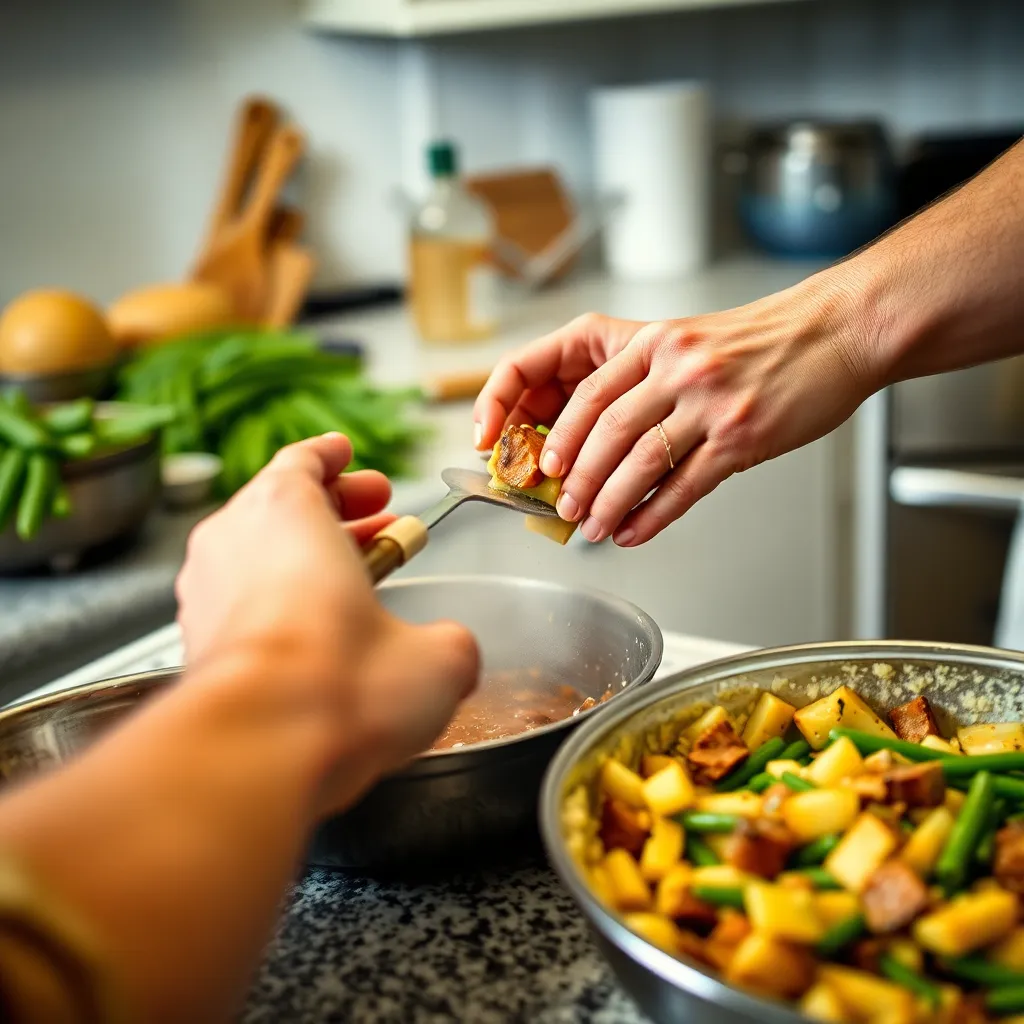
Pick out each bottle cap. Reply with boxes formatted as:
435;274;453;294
427;141;457;178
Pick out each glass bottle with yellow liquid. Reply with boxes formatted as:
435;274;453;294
409;141;499;344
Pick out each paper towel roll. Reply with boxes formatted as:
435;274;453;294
592;82;711;281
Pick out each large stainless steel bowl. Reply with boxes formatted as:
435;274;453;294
540;640;1024;1024
0;576;663;872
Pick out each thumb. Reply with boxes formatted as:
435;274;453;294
417;620;481;701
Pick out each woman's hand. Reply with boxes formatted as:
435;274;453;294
176;433;479;804
475;271;875;547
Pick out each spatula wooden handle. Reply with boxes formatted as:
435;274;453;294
363;516;428;585
242;125;306;237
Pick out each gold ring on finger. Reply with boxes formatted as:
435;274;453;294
655;422;675;471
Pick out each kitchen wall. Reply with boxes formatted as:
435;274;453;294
0;0;1020;304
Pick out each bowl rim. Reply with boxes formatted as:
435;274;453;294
538;638;1024;1024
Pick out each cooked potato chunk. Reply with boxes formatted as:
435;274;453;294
600;759;647;808
782;788;860;843
794;685;897;750
588;863;616;906
920;735;961;756
681;705;730;745
744;882;825;944
654;863;693;918
642;760;696;817
992;928;1024;971
725;934;816;999
825;813;899;893
900;806;955;878
817;966;916;1022
914;888;1018;957
524;514;577;545
814;890;861;929
639;816;685;882
641;754;679;778
741;692;796;750
766;759;804;779
800;982;847;1023
695;792;762;818
808;735;864;787
958;722;1024;755
604;849;652;911
690;865;756;889
623;912;685;955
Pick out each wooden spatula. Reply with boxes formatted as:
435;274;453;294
263;242;315;328
193;124;306;321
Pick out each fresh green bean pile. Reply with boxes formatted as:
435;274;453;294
0;393;175;541
116;330;427;496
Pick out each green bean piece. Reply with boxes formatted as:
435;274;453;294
58;432;96;460
780;740;812;762
677;811;741;834
879;954;941;1008
986;986;1024;1015
690;885;745;910
748;773;774;794
685;833;720;867
816;914;866;958
951;775;1024;803
945;957;1024;988
0;405;51;451
943;754;1024;777
16;454;55;540
782;772;816;793
935;770;995;895
0;448;27;528
829;728;943;763
976;800;1007;869
718;737;787;792
793;867;841;890
40;399;94;436
51;481;71;519
795;834;841;867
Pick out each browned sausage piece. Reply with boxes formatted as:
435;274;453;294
994;821;1024;895
672;892;720;935
494;425;547;489
881;761;946;808
599;799;648;857
889;695;941;744
686;719;749;785
723;818;796;879
861;859;930;934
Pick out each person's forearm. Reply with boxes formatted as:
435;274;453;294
0;641;368;1023
838;138;1024;388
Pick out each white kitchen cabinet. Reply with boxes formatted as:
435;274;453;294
303;0;811;37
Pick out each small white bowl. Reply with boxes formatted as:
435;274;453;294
161;453;222;509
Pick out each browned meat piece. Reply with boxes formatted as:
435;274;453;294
761;783;791;815
881;761;946;808
994;821;1024;894
952;994;995;1024
494;425;546;489
851;937;887;973
724;818;796;879
677;928;717;967
671;892;719;935
889;695;941;744
599;799;648;857
861;859;930;934
845;775;889;802
686;719;749;785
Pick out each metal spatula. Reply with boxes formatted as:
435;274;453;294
363;468;559;584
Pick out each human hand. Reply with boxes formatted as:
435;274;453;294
175;434;479;805
475;274;872;546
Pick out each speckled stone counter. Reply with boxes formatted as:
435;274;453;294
245;861;648;1024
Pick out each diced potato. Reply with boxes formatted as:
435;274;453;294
794;685;897;750
601;759;647;809
825;813;899;893
944;788;966;815
604;849;652;911
695;792;763;818
817;966;916;1022
766;759;804;779
958;722;1024;755
640;817;685;882
808;736;864;787
741;692;797;750
681;705;731;745
655;863;693;918
642;761;696;816
887;938;924;973
777;872;815;892
726;933;816;998
744;882;825;944
992;928;1024;971
525;513;577;545
813;890;861;929
623;912;685;955
801;982;847;1023
782;789;860;843
705;911;752;971
900;806;955;878
921;735;961;756
914;889;1018;957
703;833;733;860
641;754;679;778
588;864;616;907
691;865;756;890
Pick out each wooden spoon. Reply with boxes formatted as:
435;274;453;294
263;242;315;328
193;125;306;321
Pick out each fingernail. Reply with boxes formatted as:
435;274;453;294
614;527;636;547
557;491;580;522
581;517;605;543
540;450;563;477
473;423;483;449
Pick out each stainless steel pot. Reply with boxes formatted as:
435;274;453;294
739;120;896;258
540;640;1024;1024
0;576;663;872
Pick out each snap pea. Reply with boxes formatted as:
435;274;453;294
16;454;55;540
690;885;745;910
58;433;96;460
0;404;51;451
748;773;774;794
676;811;741;834
780;740;812;762
794;834;841;867
40;399;94;436
816;914;866;958
935;770;994;895
718;737;786;792
945;957;1024;988
684;834;720;867
0;448;27;528
782;772;816;792
793;867;841;890
879;954;941;1008
986;986;1024;1016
